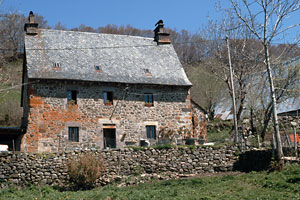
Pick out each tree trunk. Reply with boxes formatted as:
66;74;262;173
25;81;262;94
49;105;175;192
226;37;239;143
250;107;256;134
236;89;246;125
264;44;283;160
260;107;272;142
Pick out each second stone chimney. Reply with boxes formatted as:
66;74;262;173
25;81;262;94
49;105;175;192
154;20;171;45
24;11;38;35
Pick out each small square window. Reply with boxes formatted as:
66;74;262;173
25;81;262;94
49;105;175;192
68;127;79;142
144;93;153;107
144;68;152;76
53;63;61;68
146;126;156;139
67;90;77;104
94;65;102;71
104;91;113;105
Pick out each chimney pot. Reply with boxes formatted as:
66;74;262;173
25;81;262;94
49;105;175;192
154;19;171;45
24;11;38;35
29;11;35;23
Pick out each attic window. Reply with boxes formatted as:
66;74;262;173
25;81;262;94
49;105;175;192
53;63;61;69
94;65;102;72
144;68;152;77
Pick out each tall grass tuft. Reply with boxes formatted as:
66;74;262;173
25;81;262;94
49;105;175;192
67;153;106;189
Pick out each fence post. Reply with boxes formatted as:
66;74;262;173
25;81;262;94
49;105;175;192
291;122;297;157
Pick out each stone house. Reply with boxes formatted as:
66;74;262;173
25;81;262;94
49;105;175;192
21;12;206;152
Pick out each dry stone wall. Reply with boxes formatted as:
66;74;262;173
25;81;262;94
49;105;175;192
278;116;300;129
0;146;239;188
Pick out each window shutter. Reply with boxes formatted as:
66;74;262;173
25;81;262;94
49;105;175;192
104;92;107;103
149;94;153;103
67;91;71;102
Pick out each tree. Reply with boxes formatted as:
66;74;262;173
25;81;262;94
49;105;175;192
229;0;300;161
249;57;300;143
199;13;265;129
53;21;68;30
0;12;49;60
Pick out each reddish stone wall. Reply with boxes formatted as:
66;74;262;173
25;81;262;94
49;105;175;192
191;103;207;140
21;80;202;152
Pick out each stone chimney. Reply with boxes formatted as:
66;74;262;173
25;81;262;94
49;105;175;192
24;11;38;35
154;20;171;45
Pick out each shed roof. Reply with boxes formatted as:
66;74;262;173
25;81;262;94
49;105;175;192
24;29;192;86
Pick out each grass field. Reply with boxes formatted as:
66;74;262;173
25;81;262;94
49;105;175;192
1;164;300;200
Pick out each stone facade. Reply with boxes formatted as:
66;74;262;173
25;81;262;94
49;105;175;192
191;101;207;140
0;146;239;188
21;80;206;152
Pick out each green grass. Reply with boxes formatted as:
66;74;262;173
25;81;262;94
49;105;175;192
206;120;233;144
1;164;300;200
206;127;232;144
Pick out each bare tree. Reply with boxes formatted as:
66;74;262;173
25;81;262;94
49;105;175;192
199;13;265;130
230;0;300;161
249;58;300;143
0;12;49;58
53;21;68;30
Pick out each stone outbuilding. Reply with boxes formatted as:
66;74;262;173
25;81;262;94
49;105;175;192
20;12;206;152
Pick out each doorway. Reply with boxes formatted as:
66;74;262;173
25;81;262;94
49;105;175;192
103;128;116;149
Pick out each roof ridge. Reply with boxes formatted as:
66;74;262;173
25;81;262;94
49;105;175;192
38;28;154;41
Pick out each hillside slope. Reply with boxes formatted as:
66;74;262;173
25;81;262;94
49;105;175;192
0;58;23;126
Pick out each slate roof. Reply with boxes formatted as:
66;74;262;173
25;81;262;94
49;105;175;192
24;29;192;86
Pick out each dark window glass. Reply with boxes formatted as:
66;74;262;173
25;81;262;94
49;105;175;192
68;127;79;142
144;93;153;106
53;63;61;68
67;90;77;104
146;126;156;139
95;65;101;71
104;91;113;105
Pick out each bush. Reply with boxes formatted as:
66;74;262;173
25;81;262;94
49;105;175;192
67;153;105;189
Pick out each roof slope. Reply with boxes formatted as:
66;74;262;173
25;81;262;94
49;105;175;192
25;29;192;86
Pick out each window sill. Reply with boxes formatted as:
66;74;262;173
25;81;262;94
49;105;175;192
145;104;154;107
67;103;78;109
146;138;157;141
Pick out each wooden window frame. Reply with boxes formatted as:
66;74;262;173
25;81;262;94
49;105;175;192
146;125;156;139
144;93;154;107
67;90;77;104
68;127;79;142
104;91;113;106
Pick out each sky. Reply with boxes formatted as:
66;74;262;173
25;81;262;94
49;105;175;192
1;0;299;43
2;0;227;32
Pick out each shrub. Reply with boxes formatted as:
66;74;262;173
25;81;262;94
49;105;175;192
67;153;105;189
